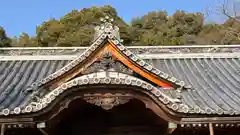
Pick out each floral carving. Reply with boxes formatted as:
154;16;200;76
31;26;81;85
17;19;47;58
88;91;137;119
83;93;132;110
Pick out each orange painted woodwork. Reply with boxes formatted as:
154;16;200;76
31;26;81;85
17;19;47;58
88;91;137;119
103;41;173;88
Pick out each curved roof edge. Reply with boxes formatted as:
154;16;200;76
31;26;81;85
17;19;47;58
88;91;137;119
0;71;184;117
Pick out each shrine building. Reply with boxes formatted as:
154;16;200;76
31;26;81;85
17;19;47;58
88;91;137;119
0;16;240;135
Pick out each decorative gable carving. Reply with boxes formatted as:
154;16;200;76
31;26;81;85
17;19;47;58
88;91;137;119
81;51;133;75
94;16;121;41
83;93;132;110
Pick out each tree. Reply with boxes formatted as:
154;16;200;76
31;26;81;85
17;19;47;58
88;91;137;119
130;10;205;45
36;19;65;47
217;0;240;43
18;33;30;47
36;5;131;47
2;5;240;47
219;0;240;22
0;27;11;47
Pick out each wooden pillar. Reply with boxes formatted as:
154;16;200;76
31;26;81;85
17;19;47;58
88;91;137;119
37;122;49;135
168;122;177;134
0;124;5;135
209;123;214;135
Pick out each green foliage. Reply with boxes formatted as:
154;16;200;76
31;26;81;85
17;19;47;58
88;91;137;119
2;5;240;47
33;5;130;47
0;27;11;47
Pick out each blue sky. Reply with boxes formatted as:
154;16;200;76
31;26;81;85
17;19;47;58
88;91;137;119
0;0;220;37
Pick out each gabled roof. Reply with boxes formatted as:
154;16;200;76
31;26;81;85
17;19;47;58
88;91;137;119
23;18;187;91
0;16;240;120
0;56;240;117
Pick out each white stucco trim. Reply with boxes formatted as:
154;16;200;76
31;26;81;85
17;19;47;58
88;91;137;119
0;52;239;61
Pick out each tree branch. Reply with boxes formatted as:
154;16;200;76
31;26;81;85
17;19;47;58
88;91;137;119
219;0;240;22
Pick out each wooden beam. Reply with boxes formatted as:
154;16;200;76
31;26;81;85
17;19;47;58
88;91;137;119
181;117;240;123
209;123;214;135
1;124;5;135
0;118;33;124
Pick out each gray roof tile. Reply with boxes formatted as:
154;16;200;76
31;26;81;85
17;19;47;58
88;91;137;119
0;60;69;110
0;57;240;116
149;58;240;115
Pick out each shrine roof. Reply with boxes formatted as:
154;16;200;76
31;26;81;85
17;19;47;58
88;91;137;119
0;46;239;116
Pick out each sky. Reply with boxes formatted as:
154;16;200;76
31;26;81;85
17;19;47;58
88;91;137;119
0;0;222;37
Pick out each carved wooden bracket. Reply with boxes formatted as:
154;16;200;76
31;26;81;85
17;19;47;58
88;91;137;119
83;93;132;110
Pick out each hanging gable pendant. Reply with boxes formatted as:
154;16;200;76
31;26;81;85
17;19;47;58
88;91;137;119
25;16;188;93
